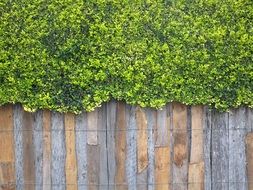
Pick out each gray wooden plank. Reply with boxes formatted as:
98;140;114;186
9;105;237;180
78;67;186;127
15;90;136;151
137;168;148;190
126;105;137;190
155;107;168;147
229;107;248;190
14;105;24;190
106;101;117;190
51;112;66;190
146;108;155;190
203;107;211;190
76;112;88;190
211;110;229;190
99;104;109;190
33;111;43;190
247;108;253;132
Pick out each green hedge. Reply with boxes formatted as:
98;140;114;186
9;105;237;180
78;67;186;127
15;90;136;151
0;0;252;112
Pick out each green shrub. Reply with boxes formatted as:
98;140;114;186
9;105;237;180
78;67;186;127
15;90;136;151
0;0;252;112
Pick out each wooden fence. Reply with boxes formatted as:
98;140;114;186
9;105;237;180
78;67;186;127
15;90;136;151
0;101;253;190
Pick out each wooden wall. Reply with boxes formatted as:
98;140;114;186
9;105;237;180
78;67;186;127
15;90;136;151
0;101;253;190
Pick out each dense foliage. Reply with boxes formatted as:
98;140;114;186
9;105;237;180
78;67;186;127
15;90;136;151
0;0;252;112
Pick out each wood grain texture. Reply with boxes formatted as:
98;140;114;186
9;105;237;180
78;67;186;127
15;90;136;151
211;111;229;190
136;106;148;173
115;102;127;190
23;111;35;190
229;108;248;190
87;145;100;190
99;105;109;190
13;105;24;190
246;133;253;190
154;147;170;190
155;107;169;147
203;107;211;190
87;110;98;145
188;162;204;190
76;112;88;190
33;111;43;190
0;105;15;190
51;112;66;190
172;103;188;190
42;110;51;190
65;113;78;190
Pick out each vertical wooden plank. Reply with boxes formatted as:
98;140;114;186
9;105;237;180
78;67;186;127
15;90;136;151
172;103;188;190
203;107;211;190
146;109;155;190
87;108;100;190
115;102;127;190
155;147;170;190
229;107;248;190
65;113;78;190
13;105;24;190
188;105;204;190
188;162;204;190
211;111;229;190
155;108;169;147
99;105;108;190
0;105;15;190
23;111;35;190
246;133;253;190
33;111;43;190
136;107;148;190
51;112;66;190
106;102;116;190
76;112;88;190
42;110;51;190
87;110;98;145
126;105;137;190
136;107;148;173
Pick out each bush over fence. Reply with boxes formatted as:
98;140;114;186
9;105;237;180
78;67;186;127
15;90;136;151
0;0;252;112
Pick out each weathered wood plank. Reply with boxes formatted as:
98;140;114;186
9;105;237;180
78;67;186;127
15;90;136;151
23;111;35;190
146;109;155;190
99;105;109;190
126;105;137;190
106;102;116;190
0;105;15;190
172;103;188;190
155;107;169;147
154;147;170;190
76;112;88;190
136;106;148;173
87;145;100;190
211;111;229;190
65;113;77;190
33;111;43;190
115;102;127;190
87;108;100;190
13;105;24;190
188;106;204;190
137;168;148;190
51;112;66;190
229;107;248;190
42;110;51;190
87;110;98;145
246;133;253;190
203;107;211;190
188;162;204;190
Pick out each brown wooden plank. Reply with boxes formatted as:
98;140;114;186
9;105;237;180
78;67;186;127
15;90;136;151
115;102;127;190
136;106;148;173
172;103;188;190
42;110;51;190
188;162;204;190
0;105;15;190
87;110;98;145
65;113;78;190
23;111;35;190
246;133;253;190
154;147;170;190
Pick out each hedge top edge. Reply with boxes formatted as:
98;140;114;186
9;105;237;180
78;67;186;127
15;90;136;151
0;0;252;113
